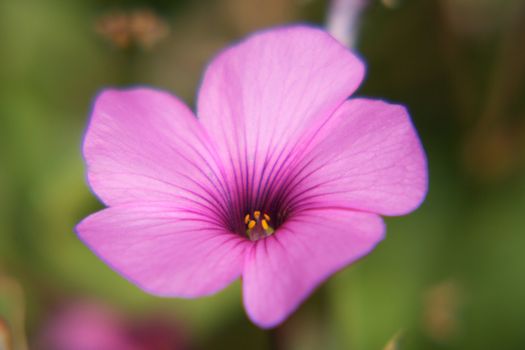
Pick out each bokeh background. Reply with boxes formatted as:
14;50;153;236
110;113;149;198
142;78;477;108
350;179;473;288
1;0;525;349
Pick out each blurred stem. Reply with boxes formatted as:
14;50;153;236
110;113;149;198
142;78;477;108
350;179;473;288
476;0;525;129
436;0;525;129
435;1;478;126
326;0;368;48
317;285;332;347
0;276;28;350
268;327;283;350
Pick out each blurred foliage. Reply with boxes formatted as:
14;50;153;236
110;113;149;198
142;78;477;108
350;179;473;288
0;275;28;350
1;0;524;349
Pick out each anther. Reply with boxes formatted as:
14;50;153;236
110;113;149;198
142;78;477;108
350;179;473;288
245;210;275;241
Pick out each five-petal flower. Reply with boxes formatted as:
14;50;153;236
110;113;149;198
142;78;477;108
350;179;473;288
76;25;427;328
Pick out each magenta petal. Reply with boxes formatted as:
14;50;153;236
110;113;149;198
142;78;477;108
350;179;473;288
84;88;228;213
242;209;385;328
76;203;250;297
197;25;364;206
288;98;428;216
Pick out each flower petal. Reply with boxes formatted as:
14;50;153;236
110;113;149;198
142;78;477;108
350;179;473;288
242;209;385;328
284;98;428;216
84;88;230;218
197;25;364;210
76;203;250;297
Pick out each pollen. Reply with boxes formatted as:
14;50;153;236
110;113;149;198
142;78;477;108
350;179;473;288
245;210;274;241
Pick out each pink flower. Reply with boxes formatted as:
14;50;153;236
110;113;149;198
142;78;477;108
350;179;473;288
38;300;188;350
38;301;133;350
76;25;427;328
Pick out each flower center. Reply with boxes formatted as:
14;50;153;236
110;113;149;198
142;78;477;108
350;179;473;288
244;210;274;241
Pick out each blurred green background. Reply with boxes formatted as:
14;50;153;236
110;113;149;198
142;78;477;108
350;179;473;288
1;0;525;349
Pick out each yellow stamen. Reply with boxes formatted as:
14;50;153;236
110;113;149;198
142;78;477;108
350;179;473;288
253;211;261;219
261;219;269;231
248;220;256;229
244;214;250;224
264;213;271;221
